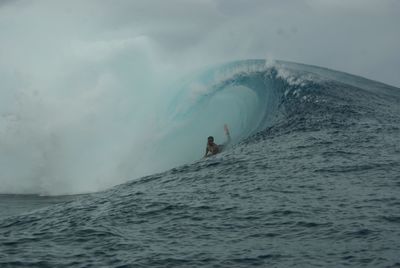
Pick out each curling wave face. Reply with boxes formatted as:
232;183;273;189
0;59;298;195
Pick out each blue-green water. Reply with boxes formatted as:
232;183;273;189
1;61;399;267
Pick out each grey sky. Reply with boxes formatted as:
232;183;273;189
1;0;399;86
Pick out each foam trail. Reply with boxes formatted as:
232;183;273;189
0;40;170;195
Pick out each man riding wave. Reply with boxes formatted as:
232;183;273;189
204;124;231;158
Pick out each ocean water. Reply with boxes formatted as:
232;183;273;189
1;60;400;267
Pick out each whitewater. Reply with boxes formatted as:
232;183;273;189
1;59;399;267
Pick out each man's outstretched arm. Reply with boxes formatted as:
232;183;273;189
224;124;231;144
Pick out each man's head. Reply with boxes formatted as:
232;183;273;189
207;136;214;145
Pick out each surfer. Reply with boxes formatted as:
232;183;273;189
204;124;231;158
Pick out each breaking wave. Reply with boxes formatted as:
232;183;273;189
1;58;398;195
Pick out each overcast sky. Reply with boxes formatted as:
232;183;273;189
1;0;399;86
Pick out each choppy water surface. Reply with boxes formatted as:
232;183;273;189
1;61;399;267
